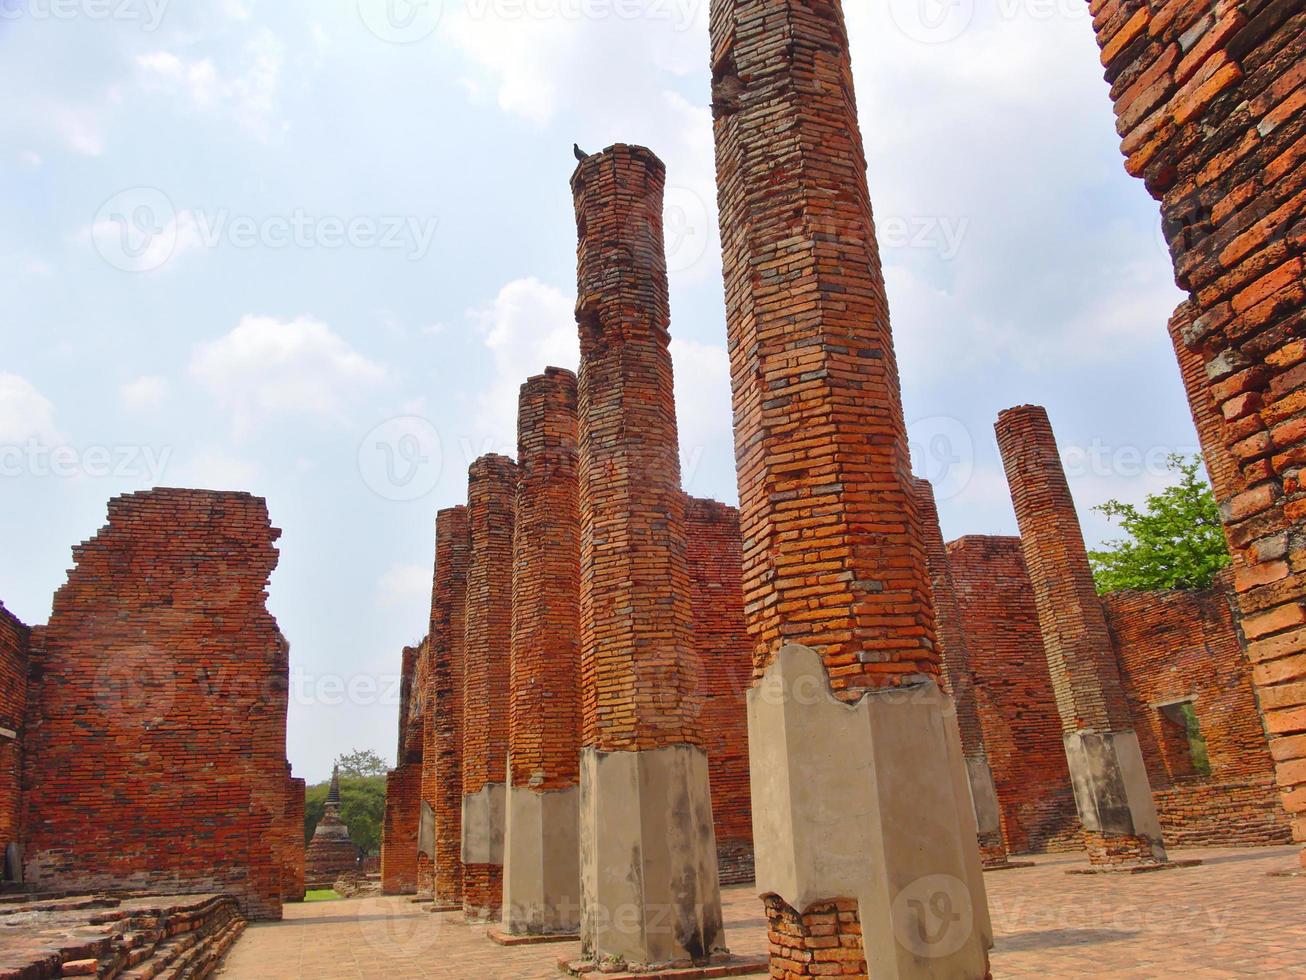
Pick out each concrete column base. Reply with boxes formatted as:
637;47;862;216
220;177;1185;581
1062;730;1167;866
503;782;581;935
579;744;726;968
963;753;1010;868
462;782;506;920
747;643;992;978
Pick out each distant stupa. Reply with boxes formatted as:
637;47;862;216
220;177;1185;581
304;765;360;889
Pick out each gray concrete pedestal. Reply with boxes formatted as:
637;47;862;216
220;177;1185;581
503;782;581;935
1063;729;1167;863
748;644;993;978
578;744;725;967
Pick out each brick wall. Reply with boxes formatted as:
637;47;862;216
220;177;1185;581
684;496;753;885
510;369;581;793
381;763;422;894
571;144;701;753
462;454;517;918
1104;577;1291;846
427;506;469;903
0;600;28;874
20;489;289;919
947;537;1080;854
1087;0;1306;862
282;774;305;902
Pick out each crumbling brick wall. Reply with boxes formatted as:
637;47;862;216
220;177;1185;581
947;537;1080;854
684;496;753;885
462;455;518;918
20;489;289;919
381;763;422;894
1104;575;1291;846
0;601;28;876
1088;0;1306;862
427;507;470;904
282;774;306;902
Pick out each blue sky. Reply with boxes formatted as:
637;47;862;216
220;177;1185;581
1;0;1195;784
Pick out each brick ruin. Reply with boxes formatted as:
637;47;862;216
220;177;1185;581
381;643;423;895
460;454;518;922
1;601;28;884
1088;0;1306;865
10;489;298;920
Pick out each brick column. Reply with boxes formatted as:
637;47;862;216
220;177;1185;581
684;496;755;885
1087;0;1305;868
503;368;583;936
282;771;306;902
709;0;991;973
913;479;1010;868
571;144;724;968
0;603;27;883
427;506;470;906
996;405;1168;866
383;643;423;895
462;455;517;921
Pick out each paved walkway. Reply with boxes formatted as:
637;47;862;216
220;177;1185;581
218;846;1305;978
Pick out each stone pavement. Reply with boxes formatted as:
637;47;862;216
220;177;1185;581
216;846;1305;979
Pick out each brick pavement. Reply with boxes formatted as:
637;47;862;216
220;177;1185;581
217;845;1305;978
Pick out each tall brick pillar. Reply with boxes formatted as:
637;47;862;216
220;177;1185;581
913;478;1010;868
503;368;583;936
382;642;423;895
461;455;517;921
1087;0;1306;867
709;0;991;974
996;405;1168;866
571;144;725;968
427;506;470;906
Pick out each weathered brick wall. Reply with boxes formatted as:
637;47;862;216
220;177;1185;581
1169;301;1246;510
20;489;288;919
0;601;28;873
1088;0;1306;862
282;774;305;902
381;762;422;894
571;144;701;752
947;537;1080;854
1104;577;1291;846
684;496;753;885
462;454;517;918
427;506;470;903
510;369;581;793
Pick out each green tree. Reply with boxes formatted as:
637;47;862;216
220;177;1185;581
1088;454;1230;594
303;750;390;855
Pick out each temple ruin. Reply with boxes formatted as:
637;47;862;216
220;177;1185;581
3;0;1302;977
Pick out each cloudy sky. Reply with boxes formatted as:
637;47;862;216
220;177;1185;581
1;0;1196;783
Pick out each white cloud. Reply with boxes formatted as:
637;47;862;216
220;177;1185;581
136;28;285;138
469;277;578;451
377;563;431;607
22;257;53;279
120;376;170;413
190;314;386;433
18;150;42;168
0;374;62;445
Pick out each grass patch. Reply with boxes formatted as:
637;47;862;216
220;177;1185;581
304;889;342;902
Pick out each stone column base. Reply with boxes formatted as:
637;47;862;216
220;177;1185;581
747;644;992;978
503;782;581;935
462;782;506;920
1063;730;1167;866
963;753;1010;869
579;744;725;968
